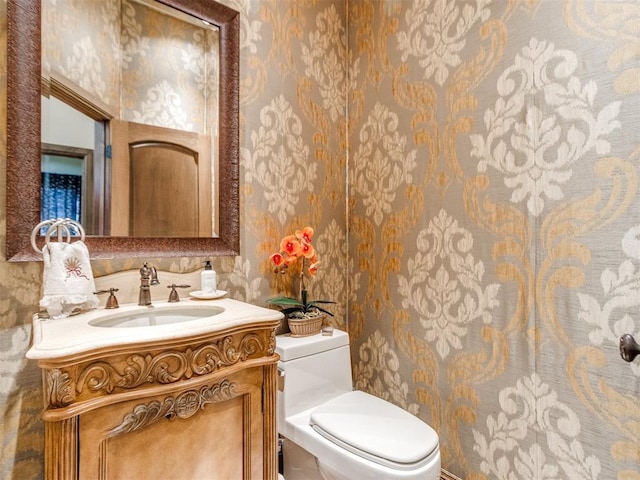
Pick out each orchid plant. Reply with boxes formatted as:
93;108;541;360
267;226;335;318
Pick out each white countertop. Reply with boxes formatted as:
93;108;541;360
27;298;283;360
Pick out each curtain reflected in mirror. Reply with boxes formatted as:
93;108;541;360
41;171;81;223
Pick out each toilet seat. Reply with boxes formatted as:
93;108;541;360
309;390;439;471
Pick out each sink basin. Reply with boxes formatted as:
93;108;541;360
89;305;225;328
27;297;284;361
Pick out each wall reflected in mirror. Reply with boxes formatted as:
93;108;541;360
41;0;220;238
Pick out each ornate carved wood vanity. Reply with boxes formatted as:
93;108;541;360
28;298;282;480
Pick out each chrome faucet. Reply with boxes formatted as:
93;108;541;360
139;263;159;306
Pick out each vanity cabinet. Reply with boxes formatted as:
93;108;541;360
33;316;280;479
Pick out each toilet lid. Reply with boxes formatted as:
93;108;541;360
309;390;439;470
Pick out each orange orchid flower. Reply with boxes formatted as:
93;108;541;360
308;260;319;276
270;252;284;266
300;241;315;259
284;254;299;266
280;234;302;257
296;226;314;244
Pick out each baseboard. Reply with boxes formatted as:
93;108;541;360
441;469;462;480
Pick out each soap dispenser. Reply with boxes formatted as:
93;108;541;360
201;260;217;294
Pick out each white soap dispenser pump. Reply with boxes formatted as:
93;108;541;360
201;260;217;295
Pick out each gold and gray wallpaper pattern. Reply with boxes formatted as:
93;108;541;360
347;1;639;478
44;0;218;134
1;1;639;479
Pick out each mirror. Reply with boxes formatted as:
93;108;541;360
6;0;240;261
42;0;219;238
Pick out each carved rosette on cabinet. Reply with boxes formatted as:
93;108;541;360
107;379;237;437
42;329;275;409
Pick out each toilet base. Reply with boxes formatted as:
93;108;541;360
282;433;441;480
282;438;325;480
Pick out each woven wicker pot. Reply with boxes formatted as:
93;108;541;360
287;314;324;337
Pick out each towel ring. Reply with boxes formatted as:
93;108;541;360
31;218;86;254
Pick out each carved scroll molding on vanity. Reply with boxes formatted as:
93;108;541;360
45;331;272;408
28;298;282;480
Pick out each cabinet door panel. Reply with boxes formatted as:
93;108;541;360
78;369;264;480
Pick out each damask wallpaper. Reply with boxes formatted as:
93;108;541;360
1;1;638;479
347;1;639;478
43;0;218;134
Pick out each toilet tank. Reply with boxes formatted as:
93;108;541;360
276;330;353;427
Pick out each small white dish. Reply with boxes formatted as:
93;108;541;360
189;290;227;300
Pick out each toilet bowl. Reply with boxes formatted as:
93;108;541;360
276;329;440;480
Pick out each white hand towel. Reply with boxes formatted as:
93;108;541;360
39;240;99;319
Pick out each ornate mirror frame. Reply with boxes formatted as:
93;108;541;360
6;0;240;261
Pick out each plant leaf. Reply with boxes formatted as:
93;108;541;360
308;302;335;316
267;296;304;307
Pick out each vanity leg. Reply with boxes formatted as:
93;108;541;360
264;363;278;480
45;417;78;480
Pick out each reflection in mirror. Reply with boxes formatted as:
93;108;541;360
6;0;240;261
111;119;213;238
42;0;219;238
41;145;96;234
41;96;107;235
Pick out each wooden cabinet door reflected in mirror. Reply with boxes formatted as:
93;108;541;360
111;120;212;237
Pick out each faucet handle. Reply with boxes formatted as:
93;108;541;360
140;263;150;279
167;284;191;303
95;288;120;309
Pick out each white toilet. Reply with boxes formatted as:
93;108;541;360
276;329;441;480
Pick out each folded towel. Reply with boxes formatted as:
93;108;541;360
39;240;99;319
